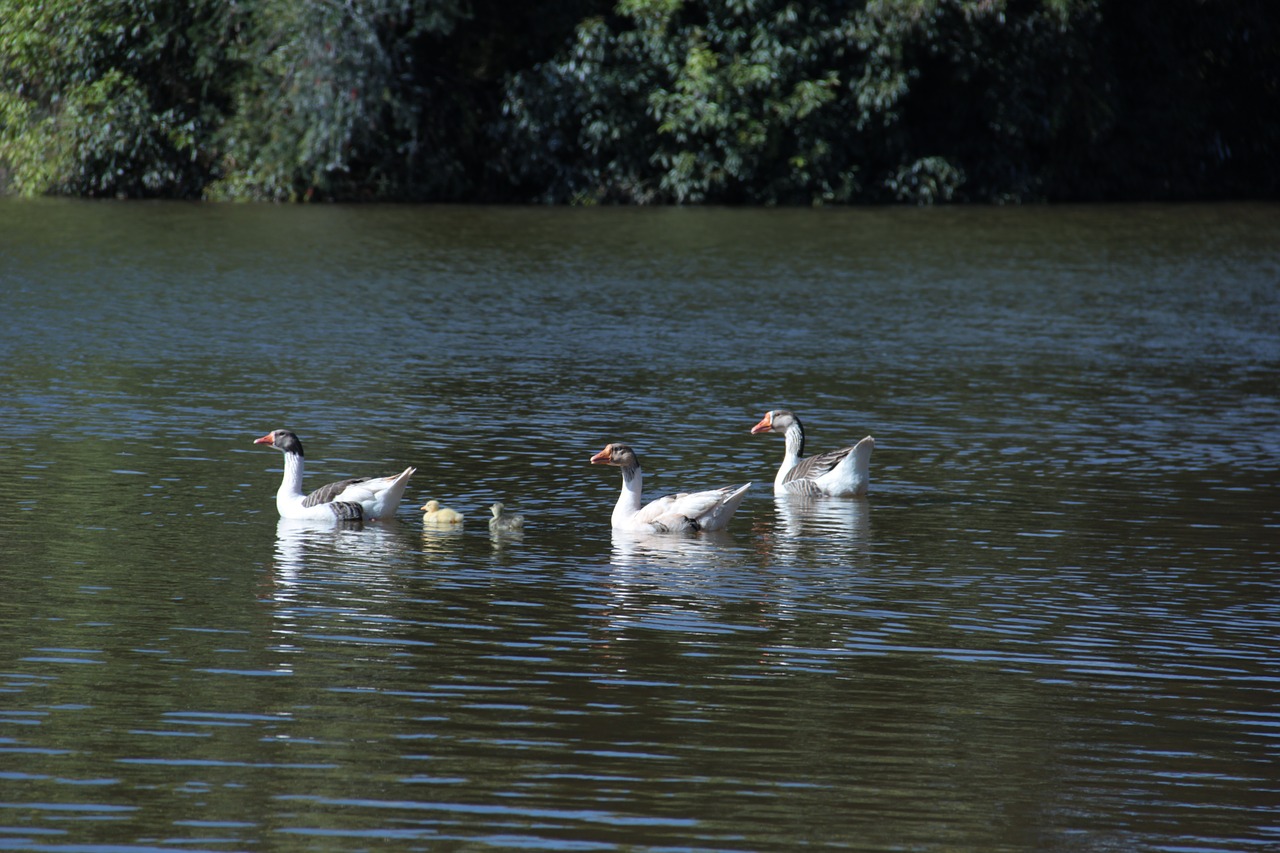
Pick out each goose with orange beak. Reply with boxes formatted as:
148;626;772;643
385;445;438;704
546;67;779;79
751;410;873;497
590;442;751;533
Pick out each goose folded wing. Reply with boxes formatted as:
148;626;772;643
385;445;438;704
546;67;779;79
783;448;851;484
634;494;698;532
302;477;371;507
669;487;741;520
634;493;682;525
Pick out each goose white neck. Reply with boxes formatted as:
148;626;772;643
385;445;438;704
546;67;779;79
277;451;306;499
612;463;644;526
783;421;805;462
772;422;805;489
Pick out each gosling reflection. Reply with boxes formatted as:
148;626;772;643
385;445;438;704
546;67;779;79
419;519;466;556
488;524;525;553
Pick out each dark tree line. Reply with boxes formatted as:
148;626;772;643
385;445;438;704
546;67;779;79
1;0;1275;204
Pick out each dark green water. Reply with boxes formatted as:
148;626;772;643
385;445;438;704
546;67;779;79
1;198;1278;851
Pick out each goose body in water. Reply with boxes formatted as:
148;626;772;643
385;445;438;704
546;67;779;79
750;410;873;497
590;443;751;533
254;429;415;522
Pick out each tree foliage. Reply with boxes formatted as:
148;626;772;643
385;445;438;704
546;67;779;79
498;0;984;203
0;0;234;197
1;0;1276;203
209;0;470;201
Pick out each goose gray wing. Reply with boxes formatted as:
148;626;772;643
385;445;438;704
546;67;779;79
783;448;852;485
303;477;370;507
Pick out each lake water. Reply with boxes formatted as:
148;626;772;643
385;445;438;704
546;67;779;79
1;198;1277;852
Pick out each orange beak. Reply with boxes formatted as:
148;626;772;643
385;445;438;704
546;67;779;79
253;433;274;445
589;445;612;465
750;413;772;434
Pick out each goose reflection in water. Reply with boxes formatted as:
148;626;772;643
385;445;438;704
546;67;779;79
594;529;766;654
266;518;426;672
752;495;872;566
272;516;362;574
604;530;741;616
268;517;413;609
607;528;737;571
775;495;871;540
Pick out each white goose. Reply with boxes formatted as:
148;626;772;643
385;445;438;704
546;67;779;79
750;410;874;497
590;443;751;533
254;429;416;522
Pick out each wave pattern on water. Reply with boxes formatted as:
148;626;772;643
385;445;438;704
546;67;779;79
0;202;1278;851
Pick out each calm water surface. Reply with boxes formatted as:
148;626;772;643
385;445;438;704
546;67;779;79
1;199;1278;852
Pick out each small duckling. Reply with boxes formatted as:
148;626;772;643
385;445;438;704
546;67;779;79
488;502;524;531
421;500;465;525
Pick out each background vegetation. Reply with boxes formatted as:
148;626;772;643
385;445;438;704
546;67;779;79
1;0;1275;204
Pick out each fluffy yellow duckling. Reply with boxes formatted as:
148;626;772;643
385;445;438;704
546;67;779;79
421;500;465;525
488;502;524;531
